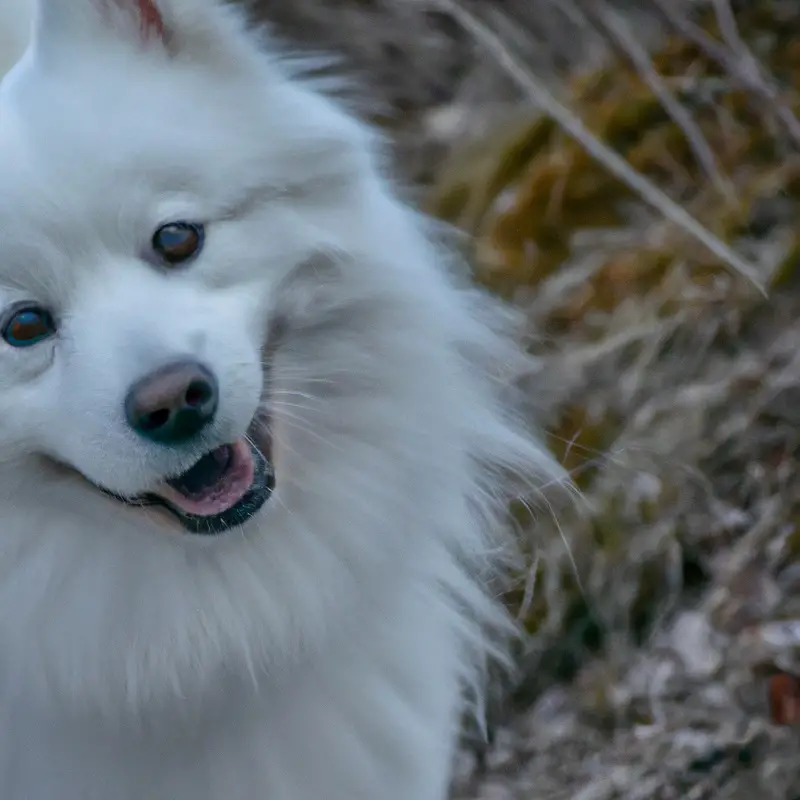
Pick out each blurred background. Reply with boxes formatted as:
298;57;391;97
251;1;800;797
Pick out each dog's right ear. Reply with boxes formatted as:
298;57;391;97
33;0;251;70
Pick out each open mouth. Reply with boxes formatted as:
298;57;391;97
109;436;275;536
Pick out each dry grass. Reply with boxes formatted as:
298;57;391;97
419;1;800;797
248;0;800;795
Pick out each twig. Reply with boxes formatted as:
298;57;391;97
582;0;736;203
428;0;766;295
710;0;750;58
650;0;800;150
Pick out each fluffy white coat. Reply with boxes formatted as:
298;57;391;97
0;2;563;798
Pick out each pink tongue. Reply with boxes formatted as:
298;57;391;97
155;439;254;516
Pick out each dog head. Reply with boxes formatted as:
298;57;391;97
0;0;379;529
0;0;560;720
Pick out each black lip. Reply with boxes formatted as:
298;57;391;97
103;439;275;536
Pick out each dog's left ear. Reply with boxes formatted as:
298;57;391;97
127;0;167;43
35;0;168;52
100;0;168;45
34;0;247;66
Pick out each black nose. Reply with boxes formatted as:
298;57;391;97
125;360;218;445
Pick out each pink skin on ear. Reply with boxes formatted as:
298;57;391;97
134;0;165;40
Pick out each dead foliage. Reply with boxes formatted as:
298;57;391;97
422;1;800;798
243;0;800;795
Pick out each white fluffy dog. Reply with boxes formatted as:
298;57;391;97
0;1;563;798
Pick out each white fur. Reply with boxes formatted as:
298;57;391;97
0;2;564;798
0;0;32;76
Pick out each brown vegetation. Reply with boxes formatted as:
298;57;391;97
252;1;800;796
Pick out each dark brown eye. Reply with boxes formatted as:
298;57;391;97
152;222;205;265
1;304;56;348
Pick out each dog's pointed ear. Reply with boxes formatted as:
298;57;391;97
110;0;168;44
125;0;168;43
33;0;253;68
35;0;170;52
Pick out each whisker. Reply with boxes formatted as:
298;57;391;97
274;415;345;454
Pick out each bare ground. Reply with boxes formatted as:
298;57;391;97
249;1;800;797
